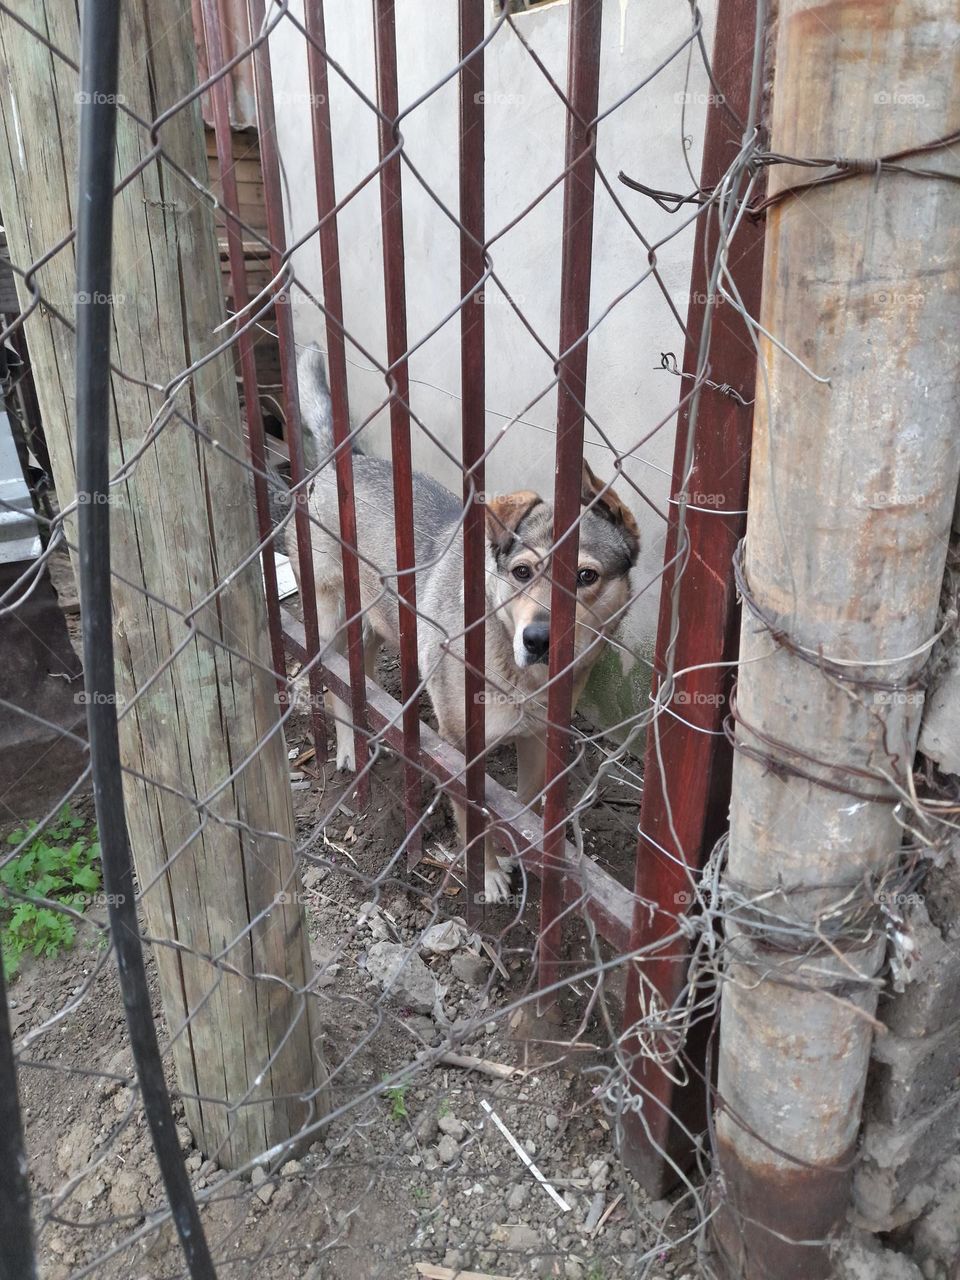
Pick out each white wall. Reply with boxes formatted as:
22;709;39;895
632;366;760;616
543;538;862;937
268;0;717;664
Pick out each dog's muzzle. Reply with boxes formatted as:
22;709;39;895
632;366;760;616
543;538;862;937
521;620;550;665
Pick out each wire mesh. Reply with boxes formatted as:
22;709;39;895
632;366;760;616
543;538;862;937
4;0;951;1278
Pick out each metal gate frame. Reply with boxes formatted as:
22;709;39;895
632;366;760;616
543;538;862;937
203;0;767;1186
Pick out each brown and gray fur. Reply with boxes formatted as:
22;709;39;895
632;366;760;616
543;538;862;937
288;346;639;901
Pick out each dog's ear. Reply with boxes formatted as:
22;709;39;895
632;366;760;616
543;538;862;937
485;491;542;556
581;461;640;560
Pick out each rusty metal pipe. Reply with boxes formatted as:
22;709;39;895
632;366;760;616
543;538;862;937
458;0;487;923
372;0;423;860
538;0;603;998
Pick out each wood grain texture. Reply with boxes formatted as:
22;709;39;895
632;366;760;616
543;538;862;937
0;0;326;1167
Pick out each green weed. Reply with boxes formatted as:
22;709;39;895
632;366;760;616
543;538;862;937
1;807;101;977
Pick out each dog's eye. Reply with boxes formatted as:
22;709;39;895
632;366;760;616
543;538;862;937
577;567;599;587
512;564;533;583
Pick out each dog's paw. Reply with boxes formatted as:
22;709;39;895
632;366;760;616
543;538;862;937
335;735;356;773
484;863;516;904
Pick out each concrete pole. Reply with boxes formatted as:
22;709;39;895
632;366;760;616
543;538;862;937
711;2;960;1276
0;1;327;1166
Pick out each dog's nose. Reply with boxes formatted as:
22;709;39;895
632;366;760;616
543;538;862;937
522;621;550;663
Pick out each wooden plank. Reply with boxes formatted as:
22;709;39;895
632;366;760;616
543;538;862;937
0;0;326;1167
282;611;635;952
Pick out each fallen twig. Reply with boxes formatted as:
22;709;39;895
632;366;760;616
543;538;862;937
437;1052;521;1081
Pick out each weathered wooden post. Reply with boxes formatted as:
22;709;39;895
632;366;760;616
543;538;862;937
712;2;960;1276
0;2;327;1166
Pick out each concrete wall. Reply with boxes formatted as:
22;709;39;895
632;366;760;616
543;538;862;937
268;0;717;728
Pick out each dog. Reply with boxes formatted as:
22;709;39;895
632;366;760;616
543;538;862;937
287;345;639;902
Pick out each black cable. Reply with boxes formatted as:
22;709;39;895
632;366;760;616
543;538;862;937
0;955;37;1280
74;3;216;1277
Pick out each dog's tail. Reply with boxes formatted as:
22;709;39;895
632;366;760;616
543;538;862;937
297;342;335;473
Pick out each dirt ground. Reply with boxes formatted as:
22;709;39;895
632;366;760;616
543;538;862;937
7;661;705;1280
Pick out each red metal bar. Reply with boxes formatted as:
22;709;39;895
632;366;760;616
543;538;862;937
372;0;422;862
620;0;766;1194
200;0;286;694
247;0;329;761
458;1;486;925
304;0;371;792
538;0;603;1000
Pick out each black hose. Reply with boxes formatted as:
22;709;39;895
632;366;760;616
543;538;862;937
0;955;36;1280
75;2;216;1276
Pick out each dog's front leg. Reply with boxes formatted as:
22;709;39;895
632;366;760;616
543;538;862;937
450;798;514;907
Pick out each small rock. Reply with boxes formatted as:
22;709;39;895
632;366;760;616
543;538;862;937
493;1223;540;1251
545;1113;559;1132
365;941;444;1015
185;1152;203;1173
256;1180;275;1206
451;954;490;987
583;1191;605;1234
198;1159;218;1179
420;921;465;954
109;1169;143;1218
524;1139;536;1158
438;1113;465;1141
404;1014;437;1044
251;1166;267;1187
565;1262;584;1280
620;1228;637;1247
438;1134;459;1164
507;1183;529;1212
280;1160;303;1177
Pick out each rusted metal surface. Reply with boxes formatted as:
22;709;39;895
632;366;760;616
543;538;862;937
191;0;258;129
712;0;960;1272
304;0;371;789
537;0;603;999
282;610;635;951
247;0;328;759
619;0;767;1194
200;0;285;691
372;0;423;861
458;0;487;925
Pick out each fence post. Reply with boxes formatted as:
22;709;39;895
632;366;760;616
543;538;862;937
711;3;960;1276
0;1;327;1167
